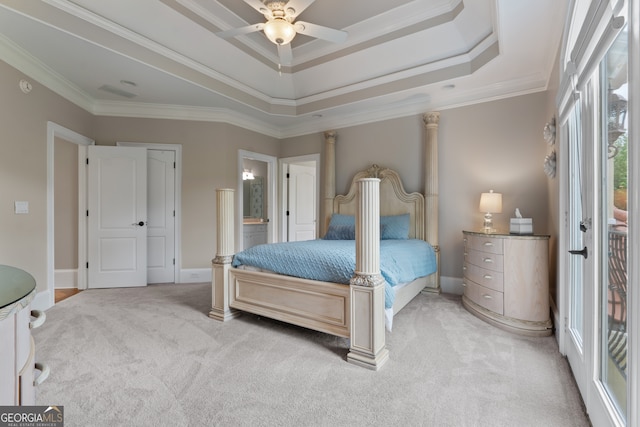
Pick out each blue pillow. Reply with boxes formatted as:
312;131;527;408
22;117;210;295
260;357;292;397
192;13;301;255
324;214;356;240
380;214;410;239
324;224;356;240
324;213;410;239
328;213;355;227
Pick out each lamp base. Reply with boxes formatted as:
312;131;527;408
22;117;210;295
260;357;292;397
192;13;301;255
482;213;495;234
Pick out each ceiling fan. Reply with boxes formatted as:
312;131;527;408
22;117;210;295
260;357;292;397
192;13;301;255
216;0;348;66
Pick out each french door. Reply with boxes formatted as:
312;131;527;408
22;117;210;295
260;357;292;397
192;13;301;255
563;16;630;426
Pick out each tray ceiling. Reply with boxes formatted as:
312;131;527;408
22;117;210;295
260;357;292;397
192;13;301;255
0;0;567;138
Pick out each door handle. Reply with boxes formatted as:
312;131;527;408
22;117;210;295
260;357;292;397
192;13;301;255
133;221;146;226
569;246;588;259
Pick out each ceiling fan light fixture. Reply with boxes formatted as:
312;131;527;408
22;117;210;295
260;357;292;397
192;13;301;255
264;18;296;45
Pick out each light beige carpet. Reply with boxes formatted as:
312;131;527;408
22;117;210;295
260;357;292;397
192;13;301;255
33;283;590;427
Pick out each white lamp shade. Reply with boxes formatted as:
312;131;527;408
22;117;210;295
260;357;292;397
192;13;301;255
479;190;502;213
263;18;296;45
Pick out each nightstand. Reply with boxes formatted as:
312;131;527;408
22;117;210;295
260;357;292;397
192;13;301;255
462;231;552;336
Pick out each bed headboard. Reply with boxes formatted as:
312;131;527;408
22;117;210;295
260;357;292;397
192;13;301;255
332;165;425;240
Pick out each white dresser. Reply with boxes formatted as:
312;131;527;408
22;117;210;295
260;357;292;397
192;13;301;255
462;231;552;336
0;265;48;405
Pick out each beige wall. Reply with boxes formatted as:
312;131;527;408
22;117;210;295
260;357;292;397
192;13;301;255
439;93;552;278
0;60;93;292
1;56;557;292
54;137;78;270
545;50;562;308
91;118;280;268
281;93;554;279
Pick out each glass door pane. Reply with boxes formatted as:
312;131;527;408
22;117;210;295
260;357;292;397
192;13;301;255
600;25;628;421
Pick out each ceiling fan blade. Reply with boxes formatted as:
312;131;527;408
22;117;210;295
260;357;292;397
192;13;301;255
243;0;273;18
284;0;315;19
216;23;264;39
277;43;293;65
294;21;347;43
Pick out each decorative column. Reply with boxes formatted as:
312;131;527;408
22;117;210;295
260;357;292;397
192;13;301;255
422;112;441;293
347;178;389;370
322;130;336;236
209;188;239;321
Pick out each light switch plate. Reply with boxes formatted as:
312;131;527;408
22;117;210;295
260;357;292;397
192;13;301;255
15;201;29;214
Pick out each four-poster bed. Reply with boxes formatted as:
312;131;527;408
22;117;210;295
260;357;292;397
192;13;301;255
210;112;441;370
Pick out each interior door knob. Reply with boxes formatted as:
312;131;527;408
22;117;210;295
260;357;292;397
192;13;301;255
133;221;145;226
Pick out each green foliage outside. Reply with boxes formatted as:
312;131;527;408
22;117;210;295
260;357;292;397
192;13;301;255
613;134;628;189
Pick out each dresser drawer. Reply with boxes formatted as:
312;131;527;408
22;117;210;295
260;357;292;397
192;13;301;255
464;234;503;255
464;280;504;315
463;262;504;292
464;249;504;272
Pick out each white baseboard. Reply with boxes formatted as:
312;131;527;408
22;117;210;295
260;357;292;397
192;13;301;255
441;276;464;295
179;268;212;283
31;290;53;311
55;269;78;289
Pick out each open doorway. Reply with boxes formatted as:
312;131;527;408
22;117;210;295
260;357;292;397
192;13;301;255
238;150;277;251
44;122;94;310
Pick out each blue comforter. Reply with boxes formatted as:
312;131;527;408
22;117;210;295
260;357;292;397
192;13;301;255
232;239;437;309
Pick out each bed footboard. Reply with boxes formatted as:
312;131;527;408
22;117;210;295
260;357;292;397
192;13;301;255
230;269;350;337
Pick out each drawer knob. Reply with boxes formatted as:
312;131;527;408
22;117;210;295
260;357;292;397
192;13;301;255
34;362;50;386
483;258;494;263
482;294;493;300
483;242;494;247
30;310;46;329
483;274;492;279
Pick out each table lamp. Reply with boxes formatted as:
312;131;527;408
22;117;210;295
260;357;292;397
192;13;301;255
479;190;502;233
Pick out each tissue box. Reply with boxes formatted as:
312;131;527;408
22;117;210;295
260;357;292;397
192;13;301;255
510;218;533;234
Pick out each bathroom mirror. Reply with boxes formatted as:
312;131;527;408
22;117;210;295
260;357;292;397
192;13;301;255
243;176;263;219
242;158;267;222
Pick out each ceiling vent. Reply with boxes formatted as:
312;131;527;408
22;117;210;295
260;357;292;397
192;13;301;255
98;84;137;98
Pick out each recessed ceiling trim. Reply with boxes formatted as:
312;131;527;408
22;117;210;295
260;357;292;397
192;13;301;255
22;0;497;118
291;0;464;71
163;0;281;71
294;35;499;112
0;33;95;111
92;99;284;137
2;0;285;112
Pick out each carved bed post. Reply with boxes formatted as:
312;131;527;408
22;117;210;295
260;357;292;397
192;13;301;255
210;188;239;321
347;178;389;370
423;112;441;294
322;130;336;236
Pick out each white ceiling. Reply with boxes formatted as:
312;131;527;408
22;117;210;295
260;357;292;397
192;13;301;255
0;0;567;138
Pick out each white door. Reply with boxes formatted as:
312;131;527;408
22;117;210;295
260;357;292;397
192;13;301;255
147;149;175;284
87;146;147;288
287;163;317;241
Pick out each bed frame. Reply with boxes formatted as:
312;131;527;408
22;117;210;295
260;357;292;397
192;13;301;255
210;112;441;370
